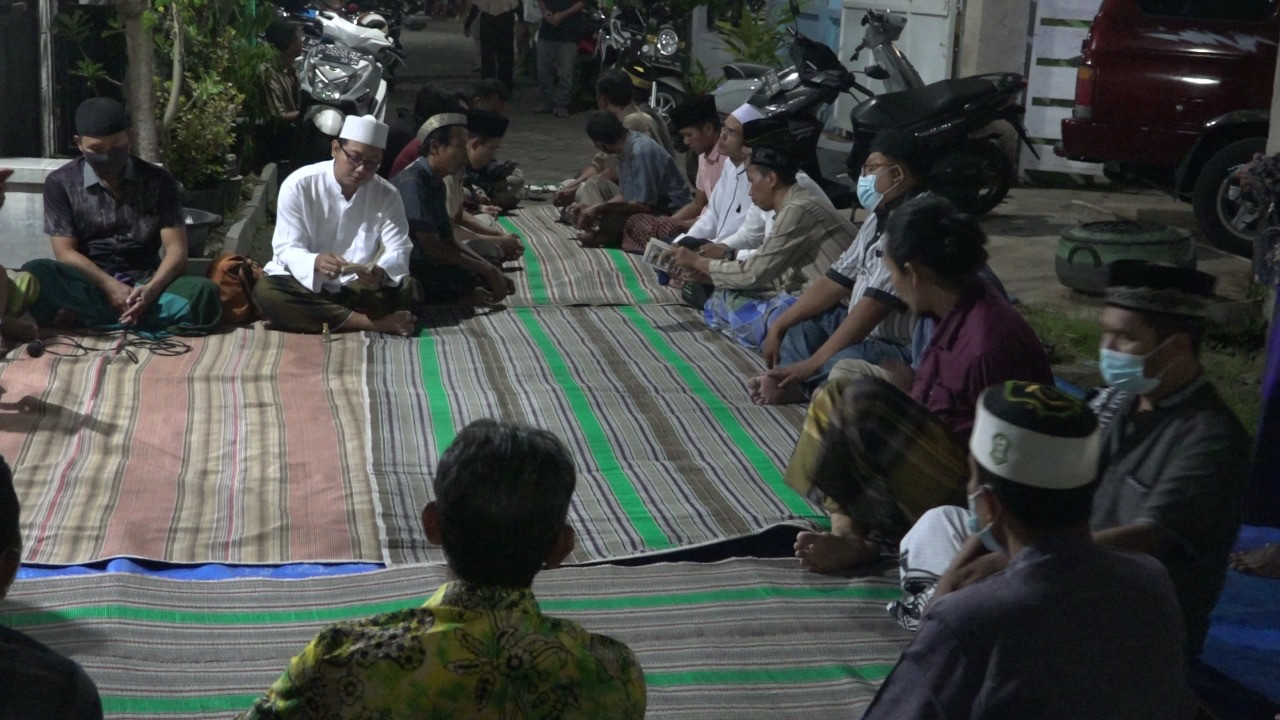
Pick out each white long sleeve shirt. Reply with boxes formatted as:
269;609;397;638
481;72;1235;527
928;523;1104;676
719;170;833;262
675;157;751;247
264;160;413;293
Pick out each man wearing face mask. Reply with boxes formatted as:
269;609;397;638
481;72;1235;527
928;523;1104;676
862;381;1194;720
23;97;221;334
747;129;925;405
896;262;1250;656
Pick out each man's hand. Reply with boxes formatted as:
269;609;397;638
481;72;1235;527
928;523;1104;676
576;204;601;230
934;551;1007;603
698;243;730;260
118;283;158;325
480;204;501;217
761;328;784;368
314;252;346;281
764;358;820;390
554;185;578;207
544;9;562;25
497;233;524;260
667;245;701;270
102;277;133;315
352;265;388;288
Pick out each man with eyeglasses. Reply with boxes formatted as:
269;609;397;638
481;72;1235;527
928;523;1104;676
255;114;419;335
392;112;515;305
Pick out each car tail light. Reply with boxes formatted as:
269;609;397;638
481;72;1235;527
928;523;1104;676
1073;65;1096;119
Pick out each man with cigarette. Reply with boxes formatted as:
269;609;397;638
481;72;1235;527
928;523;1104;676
255;114;420;335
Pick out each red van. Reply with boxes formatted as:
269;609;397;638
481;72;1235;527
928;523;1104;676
1057;0;1278;254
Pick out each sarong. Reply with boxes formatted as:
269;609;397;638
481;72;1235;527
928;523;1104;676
252;274;422;334
703;288;797;351
782;376;968;536
22;259;221;337
620;215;694;254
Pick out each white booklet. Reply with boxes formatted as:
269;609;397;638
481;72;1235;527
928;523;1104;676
642;238;678;272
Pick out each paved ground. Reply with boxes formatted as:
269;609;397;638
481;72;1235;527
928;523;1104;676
388;18;1255;319
392;16;596;183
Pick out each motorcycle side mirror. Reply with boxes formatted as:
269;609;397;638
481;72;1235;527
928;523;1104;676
864;65;890;81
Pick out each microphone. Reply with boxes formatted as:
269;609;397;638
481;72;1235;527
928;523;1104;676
26;339;44;359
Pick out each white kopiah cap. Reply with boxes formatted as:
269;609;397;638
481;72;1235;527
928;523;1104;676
969;381;1101;490
339;114;390;149
731;103;765;125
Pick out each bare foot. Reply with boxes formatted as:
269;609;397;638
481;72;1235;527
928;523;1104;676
1229;543;1280;578
794;530;880;573
370;310;417;336
750;373;806;405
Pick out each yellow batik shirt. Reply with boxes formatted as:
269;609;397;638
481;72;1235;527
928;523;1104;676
240;581;647;720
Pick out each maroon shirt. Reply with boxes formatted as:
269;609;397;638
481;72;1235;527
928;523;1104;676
911;277;1053;440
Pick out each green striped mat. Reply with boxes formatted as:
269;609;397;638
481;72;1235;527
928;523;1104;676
4;558;910;719
366;303;827;565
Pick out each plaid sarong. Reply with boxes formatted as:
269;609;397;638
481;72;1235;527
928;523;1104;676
783;376;968;536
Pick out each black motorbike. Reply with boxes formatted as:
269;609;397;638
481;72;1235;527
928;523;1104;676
846;72;1037;214
603;0;689;121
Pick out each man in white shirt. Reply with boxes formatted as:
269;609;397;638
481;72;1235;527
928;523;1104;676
255;115;418;336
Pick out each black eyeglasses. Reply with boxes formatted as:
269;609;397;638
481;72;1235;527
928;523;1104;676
340;146;381;171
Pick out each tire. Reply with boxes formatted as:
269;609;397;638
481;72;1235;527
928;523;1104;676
1191;136;1266;257
930;140;1013;215
651;86;682;124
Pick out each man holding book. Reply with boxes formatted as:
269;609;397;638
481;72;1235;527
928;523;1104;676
255;115;419;335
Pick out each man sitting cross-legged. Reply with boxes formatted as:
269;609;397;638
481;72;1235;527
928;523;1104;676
666;120;851;351
254;115;418;336
564;111;691;248
618;94;725;253
239;420;647;720
861;382;1195;720
393;112;515;306
447;110;524;262
898;261;1251;656
786;195;1052;573
0;456;104;719
748;129;927;405
24;97;221;334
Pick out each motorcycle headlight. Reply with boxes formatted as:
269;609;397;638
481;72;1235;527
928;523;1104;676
657;28;679;57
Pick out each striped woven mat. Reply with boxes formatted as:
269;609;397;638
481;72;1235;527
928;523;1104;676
0;329;384;565
367;304;822;564
1;558;910;719
500;204;679;307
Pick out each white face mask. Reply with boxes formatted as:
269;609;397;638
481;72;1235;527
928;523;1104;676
967;487;1004;554
1098;335;1176;395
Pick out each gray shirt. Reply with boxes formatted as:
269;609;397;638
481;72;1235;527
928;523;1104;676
862;536;1194;720
0;626;103;720
1088;375;1251;654
618;131;691;213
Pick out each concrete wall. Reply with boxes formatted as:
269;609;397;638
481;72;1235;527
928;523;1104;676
956;0;1032;77
0;158;70;269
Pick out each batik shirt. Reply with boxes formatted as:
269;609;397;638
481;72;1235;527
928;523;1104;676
618;131;692;213
240;581;647;720
43;155;183;282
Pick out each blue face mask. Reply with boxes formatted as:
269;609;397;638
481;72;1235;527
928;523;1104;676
967;487;1004;554
856;166;899;211
1098;336;1174;395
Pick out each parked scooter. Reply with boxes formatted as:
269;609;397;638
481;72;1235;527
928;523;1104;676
599;0;689;121
845;72;1036;214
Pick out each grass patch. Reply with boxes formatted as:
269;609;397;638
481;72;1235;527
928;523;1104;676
1019;304;1264;436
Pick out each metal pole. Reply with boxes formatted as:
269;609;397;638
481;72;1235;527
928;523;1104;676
39;0;57;158
1269;24;1280;155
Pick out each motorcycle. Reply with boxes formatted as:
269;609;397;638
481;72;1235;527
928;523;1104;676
846;71;1036;215
713;8;920;117
600;0;689;121
281;8;395;171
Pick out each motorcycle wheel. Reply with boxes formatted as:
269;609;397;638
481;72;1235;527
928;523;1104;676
930;141;1014;216
651;86;683;124
1191;136;1266;257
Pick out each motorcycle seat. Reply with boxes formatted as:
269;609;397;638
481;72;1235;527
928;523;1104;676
724;62;775;81
856;76;998;128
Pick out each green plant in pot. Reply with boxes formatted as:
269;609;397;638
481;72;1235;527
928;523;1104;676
715;0;796;65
